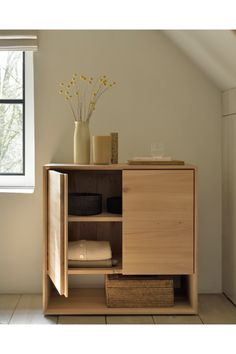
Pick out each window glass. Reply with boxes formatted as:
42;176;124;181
0;103;23;173
0;51;24;174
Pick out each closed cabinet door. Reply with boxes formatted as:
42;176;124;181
123;170;194;274
47;170;68;297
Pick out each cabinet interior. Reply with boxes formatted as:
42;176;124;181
67;170;122;213
68;222;122;266
67;169;123;270
47;274;196;314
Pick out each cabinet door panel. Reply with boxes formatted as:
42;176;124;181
123;170;194;274
48;170;68;297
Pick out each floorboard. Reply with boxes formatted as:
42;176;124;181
0;295;20;324
1;293;236;324
153;315;202;324
9;295;57;324
58;315;106;324
106;315;154;324
198;294;236;324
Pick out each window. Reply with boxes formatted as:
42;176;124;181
0;31;37;193
0;51;25;174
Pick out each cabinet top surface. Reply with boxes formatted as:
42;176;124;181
44;163;196;170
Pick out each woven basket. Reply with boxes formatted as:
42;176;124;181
105;274;174;308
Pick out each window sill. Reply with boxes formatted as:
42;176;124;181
0;186;34;194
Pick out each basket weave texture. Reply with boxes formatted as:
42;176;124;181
105;274;174;308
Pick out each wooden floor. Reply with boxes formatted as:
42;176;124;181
0;294;236;324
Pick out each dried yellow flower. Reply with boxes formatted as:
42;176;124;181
58;73;116;122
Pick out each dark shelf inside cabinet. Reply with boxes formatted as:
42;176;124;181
67;169;122;212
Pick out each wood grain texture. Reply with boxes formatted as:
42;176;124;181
44;164;197;315
48;170;68;297
192;168;198;312
46;288;196;315
0;295;20;324
153;315;202;324
63;175;68;297
10;295;57;324
68;213;122;222
188;274;198;314
44;163;196;170
43;166;49;312
123;169;194;274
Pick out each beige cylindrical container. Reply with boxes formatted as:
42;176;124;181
74;121;90;164
92;135;111;164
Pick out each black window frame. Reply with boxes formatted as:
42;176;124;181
0;51;25;176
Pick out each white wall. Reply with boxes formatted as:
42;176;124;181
0;30;222;293
164;30;236;90
222;115;236;303
222;89;236;304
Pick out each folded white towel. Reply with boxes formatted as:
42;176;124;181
68;259;113;268
68;240;112;261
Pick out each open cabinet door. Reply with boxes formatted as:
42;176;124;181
47;170;68;297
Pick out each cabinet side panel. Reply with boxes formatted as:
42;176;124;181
123;170;194;275
63;174;68;297
43;167;49;312
48;170;66;295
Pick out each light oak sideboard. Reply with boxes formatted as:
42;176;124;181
43;163;197;315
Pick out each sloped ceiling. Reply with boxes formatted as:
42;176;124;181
163;30;236;91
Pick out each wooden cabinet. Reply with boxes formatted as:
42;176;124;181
43;164;197;315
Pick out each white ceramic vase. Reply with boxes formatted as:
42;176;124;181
74;120;90;164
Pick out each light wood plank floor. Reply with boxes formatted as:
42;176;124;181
0;294;235;324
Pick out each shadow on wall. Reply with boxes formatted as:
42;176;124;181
51;123;73;163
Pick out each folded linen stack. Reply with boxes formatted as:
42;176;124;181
68;240;113;268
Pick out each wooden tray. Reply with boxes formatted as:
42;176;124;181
128;159;185;165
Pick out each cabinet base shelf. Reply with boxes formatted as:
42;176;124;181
68;213;122;222
45;288;197;315
68;267;122;275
